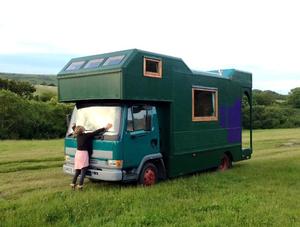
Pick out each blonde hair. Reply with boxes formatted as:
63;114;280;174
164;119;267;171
74;126;85;135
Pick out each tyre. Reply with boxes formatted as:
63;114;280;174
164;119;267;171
139;162;158;186
218;153;232;171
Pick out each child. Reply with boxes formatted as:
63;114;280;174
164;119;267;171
71;123;112;190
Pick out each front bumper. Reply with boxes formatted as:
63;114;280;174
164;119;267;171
63;164;123;181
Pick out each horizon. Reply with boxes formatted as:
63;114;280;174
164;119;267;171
0;68;295;96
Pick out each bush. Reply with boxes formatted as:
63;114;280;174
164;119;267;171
243;104;299;129
287;87;300;108
253;90;276;106
0;78;36;99
38;92;57;102
0;90;73;139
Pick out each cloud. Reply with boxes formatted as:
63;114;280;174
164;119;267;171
254;79;300;94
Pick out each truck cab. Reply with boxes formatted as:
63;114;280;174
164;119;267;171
63;103;166;185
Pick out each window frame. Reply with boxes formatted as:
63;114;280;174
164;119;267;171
192;87;218;122
102;55;125;66
83;58;105;69
143;57;162;78
65;61;86;71
127;106;152;132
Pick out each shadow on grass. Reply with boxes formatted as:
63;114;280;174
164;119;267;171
85;164;244;189
0;162;63;173
0;157;63;165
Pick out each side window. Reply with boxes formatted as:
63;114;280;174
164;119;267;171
127;108;133;131
143;57;162;78
127;106;152;131
192;87;218;121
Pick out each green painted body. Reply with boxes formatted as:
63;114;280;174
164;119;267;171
58;49;252;179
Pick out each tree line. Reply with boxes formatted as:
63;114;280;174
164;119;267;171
0;78;72;139
0;78;299;139
243;88;300;129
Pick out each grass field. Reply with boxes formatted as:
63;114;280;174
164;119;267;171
34;85;57;96
0;72;57;86
0;128;299;226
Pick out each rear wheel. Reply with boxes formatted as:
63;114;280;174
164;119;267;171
139;162;158;186
218;153;232;171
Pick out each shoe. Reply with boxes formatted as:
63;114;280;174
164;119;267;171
77;185;83;190
70;183;76;190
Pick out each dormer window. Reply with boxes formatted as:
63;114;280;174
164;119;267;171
144;57;162;78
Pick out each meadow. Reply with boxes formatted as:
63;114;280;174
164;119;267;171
0;72;56;86
34;85;57;96
0;128;299;226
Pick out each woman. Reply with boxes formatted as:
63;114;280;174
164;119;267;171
71;123;112;190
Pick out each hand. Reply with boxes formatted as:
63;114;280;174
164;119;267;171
105;123;113;131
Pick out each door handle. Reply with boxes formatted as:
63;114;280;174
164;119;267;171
130;131;146;139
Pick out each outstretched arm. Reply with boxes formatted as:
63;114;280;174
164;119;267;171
90;123;113;136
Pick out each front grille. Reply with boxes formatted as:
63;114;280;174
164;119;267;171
86;170;92;176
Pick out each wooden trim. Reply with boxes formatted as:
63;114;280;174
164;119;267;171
192;88;218;122
143;57;162;78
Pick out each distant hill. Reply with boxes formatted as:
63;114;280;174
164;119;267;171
0;72;57;86
253;89;287;101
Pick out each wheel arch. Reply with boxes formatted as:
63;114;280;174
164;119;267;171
137;154;166;180
219;151;233;170
224;151;233;162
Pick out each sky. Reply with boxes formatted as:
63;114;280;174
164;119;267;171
0;0;299;94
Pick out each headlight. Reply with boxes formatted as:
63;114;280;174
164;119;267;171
107;160;123;168
65;155;70;162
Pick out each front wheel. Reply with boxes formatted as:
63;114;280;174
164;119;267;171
139;162;158;186
218;153;232;171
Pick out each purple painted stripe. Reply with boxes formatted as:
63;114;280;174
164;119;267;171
219;99;242;143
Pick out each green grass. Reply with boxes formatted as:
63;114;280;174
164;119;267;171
34;85;57;96
0;129;300;226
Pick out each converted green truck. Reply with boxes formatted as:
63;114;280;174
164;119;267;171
58;49;253;185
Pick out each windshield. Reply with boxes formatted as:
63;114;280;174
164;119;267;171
67;106;121;140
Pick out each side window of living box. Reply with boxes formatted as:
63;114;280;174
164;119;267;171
143;57;162;78
192;87;218;121
127;106;152;131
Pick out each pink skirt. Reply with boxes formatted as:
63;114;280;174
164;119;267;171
74;150;89;170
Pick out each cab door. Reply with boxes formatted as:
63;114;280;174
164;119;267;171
122;105;159;169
